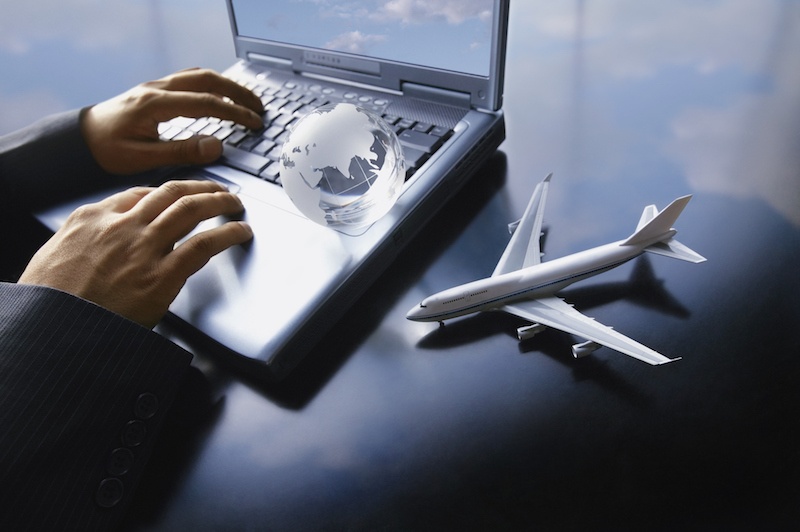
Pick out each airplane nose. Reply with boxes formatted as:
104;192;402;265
406;304;425;321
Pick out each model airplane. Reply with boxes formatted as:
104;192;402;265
406;174;706;365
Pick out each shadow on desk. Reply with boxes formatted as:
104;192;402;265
168;151;509;410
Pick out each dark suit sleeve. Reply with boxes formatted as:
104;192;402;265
0;109;117;281
0;282;193;530
0;108;112;217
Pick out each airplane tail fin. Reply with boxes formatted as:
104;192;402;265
623;195;706;263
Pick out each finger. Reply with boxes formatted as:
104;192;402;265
153;68;263;115
119;135;224;170
131;180;228;223
145;90;262;129
149;190;245;245
91;186;155;213
163;221;253;282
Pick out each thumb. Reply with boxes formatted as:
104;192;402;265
112;136;224;174
173;135;224;165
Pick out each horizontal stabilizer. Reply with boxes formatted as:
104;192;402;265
645;239;706;263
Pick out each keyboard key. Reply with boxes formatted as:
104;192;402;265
225;130;248;146
272;113;295;128
266;145;284;161
221;145;270;176
267;97;289;110
262;125;284;140
259;162;281;182
412;122;433;134
166;116;196;129
252;139;276;156
159;126;184;141
173;129;193;141
238;135;263;152
281;101;303;115
396;118;416;130
398;129;443;153
213;127;234;141
401;146;429;175
430;125;451;137
198;123;221;136
188;119;209;133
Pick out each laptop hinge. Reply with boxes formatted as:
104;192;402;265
401;82;471;109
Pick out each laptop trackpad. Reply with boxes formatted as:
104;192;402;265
169;192;353;359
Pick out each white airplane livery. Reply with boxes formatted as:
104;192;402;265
406;174;706;365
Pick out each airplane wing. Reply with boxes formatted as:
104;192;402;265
502;297;679;365
492;173;552;277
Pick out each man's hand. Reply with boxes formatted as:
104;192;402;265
81;68;264;175
18;180;253;328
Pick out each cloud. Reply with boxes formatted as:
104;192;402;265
663;1;800;227
502;0;800;228
509;0;779;80
666;90;800;227
0;0;233;71
325;30;387;54
374;0;492;25
0;1;146;54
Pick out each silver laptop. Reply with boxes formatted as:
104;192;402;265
38;0;509;380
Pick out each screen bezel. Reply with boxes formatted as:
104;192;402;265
225;0;508;111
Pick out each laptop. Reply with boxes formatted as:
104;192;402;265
37;0;509;380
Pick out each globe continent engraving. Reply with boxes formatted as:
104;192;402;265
280;103;405;229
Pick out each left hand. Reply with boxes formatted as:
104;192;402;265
81;68;264;175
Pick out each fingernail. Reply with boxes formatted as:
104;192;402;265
239;221;254;237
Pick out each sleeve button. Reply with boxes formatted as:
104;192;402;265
96;478;124;508
121;420;147;447
107;447;134;476
134;392;159;420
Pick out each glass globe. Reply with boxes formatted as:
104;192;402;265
279;103;405;229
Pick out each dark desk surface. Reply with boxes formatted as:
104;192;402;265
3;1;800;529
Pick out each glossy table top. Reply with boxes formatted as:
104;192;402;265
3;1;799;529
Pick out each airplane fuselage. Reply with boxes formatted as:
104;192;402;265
407;239;653;323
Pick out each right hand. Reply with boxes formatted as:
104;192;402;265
19;180;253;328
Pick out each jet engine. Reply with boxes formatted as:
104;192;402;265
572;340;601;358
517;323;546;341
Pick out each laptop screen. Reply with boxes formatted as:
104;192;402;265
230;0;495;77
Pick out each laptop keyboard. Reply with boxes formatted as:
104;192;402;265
158;79;454;185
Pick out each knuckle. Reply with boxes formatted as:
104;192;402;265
195;68;216;82
69;203;95;220
184;232;216;258
159;180;187;197
131;87;160;107
199;92;222;109
171;195;201;217
67;202;106;225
